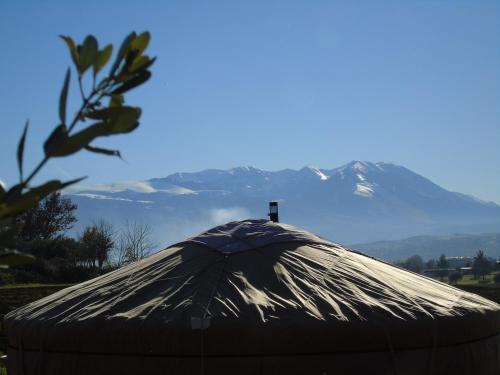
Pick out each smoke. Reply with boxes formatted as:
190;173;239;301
69;199;254;252
148;207;252;248
208;207;251;225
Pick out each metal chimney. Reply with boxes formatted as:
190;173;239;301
268;201;279;223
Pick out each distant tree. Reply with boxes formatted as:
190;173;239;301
80;220;115;270
93;219;115;270
436;254;449;280
10;237;82;283
472;250;492;280
401;255;424;273
448;272;462;285
425;259;436;269
494;273;500;284
116;221;156;265
16;192;77;241
494;260;500;271
437;254;449;269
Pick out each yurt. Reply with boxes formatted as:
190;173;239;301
4;219;500;375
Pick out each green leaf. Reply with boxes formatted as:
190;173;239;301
108;113;140;134
112;70;151;94
0;199;37;220
130;55;156;73
25;178;86;203
88;106;141;134
86;106;136;120
109;32;136;77
3;183;23;200
85;145;122;159
60;35;80;70
93;44;113;76
23;180;66;200
131;31;151;56
78;35;99;75
109;94;124;107
1;184;29;219
0;178;85;220
45;123;106;157
44;124;69;157
0;220;19;245
118;32;137;59
118;49;140;78
59;68;71;124
113;71;136;83
0;250;35;268
29;177;86;196
0;189;38;220
44;107;141;158
17;121;29;182
44;122;107;158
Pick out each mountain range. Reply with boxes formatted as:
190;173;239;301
64;161;500;251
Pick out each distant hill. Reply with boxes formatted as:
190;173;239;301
353;233;500;261
62;160;500;248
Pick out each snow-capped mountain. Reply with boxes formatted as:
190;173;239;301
65;161;500;248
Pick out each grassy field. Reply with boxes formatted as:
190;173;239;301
455;273;498;286
447;274;500;304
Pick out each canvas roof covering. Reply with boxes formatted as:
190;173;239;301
4;219;500;375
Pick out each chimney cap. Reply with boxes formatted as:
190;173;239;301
268;201;279;222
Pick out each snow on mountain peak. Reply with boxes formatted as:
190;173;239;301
333;161;394;176
67;181;158;194
354;182;375;198
67;180;197;196
336;160;375;174
228;166;263;174
353;161;368;172
298;166;330;180
69;193;153;204
306;166;329;180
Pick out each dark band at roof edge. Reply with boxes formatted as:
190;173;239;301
8;330;500;358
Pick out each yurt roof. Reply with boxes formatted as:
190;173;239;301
5;219;500;374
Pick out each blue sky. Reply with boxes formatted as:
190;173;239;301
1;0;499;202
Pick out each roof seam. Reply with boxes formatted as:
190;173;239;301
202;255;230;319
